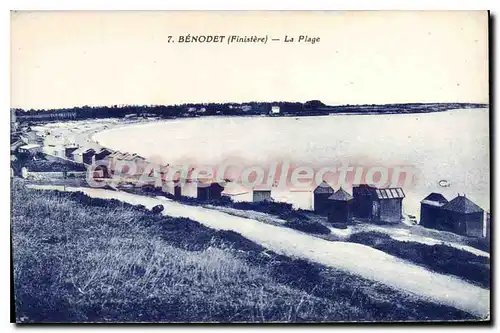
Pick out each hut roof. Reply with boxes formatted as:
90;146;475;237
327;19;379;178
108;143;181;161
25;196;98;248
108;151;123;158
122;153;137;161
354;185;405;199
222;183;250;196
375;187;405;199
253;184;272;192
442;195;483;214
83;148;96;154
328;187;353;201
19;143;41;150
96;147;112;154
71;147;88;155
313;181;335;194
421;193;448;207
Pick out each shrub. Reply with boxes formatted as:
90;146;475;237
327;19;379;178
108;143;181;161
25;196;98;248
348;232;490;288
151;205;164;214
285;218;330;235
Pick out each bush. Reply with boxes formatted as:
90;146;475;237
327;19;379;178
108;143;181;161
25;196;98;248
22;159;86;172
466;237;490;252
151;205;164;214
285;218;330;235
348;232;490;288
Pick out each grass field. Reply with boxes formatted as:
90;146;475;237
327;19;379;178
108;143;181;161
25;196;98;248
11;180;476;322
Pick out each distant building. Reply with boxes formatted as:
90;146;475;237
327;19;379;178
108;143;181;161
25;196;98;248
441;194;484;238
18;144;42;155
16;110;77;122
313;181;335;215
420;193;449;229
352;185;405;224
327;187;353;224
270;106;280;115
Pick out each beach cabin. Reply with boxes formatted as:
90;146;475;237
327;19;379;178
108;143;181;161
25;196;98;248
18;143;42;156
253;188;272;202
313;181;335;215
82;149;96;165
180;179;224;201
352;184;405;224
419;193;449;229
270;105;280;115
197;180;224;201
107;151;125;171
94;148;113;162
441;194;484;238
222;183;252;203
64;145;79;159
327;187;353;224
163;180;182;198
109;152;143;175
70;147;87;163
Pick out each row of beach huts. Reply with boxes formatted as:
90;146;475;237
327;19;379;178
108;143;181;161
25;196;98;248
312;182;489;239
13;132;489;239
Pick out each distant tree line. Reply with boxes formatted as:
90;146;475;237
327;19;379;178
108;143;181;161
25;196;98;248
12;101;487;123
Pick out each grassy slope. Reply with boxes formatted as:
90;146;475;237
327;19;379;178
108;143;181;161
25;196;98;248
11;181;475;322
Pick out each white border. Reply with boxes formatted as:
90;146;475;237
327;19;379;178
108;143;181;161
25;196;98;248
1;1;497;332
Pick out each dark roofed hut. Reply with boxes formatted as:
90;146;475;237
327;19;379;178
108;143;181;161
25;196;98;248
327;187;353;224
420;193;448;229
196;180;224;201
442;194;484;238
313;181;335;215
82;149;96;165
253;188;272;202
94;148;113;162
352;185;405;224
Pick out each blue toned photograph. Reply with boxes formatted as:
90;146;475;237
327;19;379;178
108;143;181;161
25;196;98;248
10;11;490;323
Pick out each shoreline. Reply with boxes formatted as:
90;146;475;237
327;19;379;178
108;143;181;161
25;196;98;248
91;106;488;158
30;107;489;215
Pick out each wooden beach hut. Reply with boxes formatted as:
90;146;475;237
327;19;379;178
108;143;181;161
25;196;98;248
352;184;405;224
441;194;484;238
327;187;353;224
419;193;448;229
313;181;335;215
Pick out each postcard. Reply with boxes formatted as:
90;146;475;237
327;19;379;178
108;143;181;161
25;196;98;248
10;10;490;323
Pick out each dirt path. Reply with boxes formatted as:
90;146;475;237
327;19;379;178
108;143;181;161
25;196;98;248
28;185;490;318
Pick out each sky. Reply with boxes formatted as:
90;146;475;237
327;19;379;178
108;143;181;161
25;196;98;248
11;11;489;110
